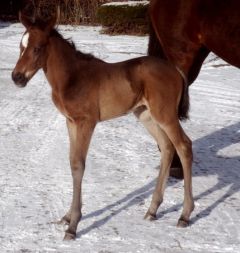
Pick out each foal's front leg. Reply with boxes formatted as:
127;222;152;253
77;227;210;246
63;118;95;240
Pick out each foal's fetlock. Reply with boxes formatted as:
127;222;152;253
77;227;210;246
63;229;76;241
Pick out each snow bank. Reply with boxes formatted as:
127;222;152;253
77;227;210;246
103;1;149;7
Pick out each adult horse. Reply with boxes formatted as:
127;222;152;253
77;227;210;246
142;0;240;178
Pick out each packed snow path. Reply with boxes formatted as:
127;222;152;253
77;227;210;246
0;23;239;253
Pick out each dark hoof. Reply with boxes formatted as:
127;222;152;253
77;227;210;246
177;217;189;228
144;211;157;221
63;231;76;241
169;167;184;179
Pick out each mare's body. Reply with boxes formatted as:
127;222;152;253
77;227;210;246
147;0;240;176
149;0;240;83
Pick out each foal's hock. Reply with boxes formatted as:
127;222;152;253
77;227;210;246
12;13;194;240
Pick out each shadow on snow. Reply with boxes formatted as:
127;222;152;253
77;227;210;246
76;122;240;238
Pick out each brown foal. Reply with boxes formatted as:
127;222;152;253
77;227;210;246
12;14;194;240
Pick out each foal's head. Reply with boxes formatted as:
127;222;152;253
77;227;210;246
12;13;56;87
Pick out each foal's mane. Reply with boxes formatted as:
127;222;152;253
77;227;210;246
50;29;101;62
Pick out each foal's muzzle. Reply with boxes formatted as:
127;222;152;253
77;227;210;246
12;71;28;87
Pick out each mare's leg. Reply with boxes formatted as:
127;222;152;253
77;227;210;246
63;118;95;240
134;106;183;179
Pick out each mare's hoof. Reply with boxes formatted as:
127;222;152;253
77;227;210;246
63;231;76;241
177;217;189;228
144;212;157;221
169;167;184;179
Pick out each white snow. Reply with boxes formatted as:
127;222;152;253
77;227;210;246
103;1;149;7
0;23;240;253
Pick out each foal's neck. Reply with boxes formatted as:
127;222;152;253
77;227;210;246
48;30;77;66
44;31;80;90
45;29;99;91
48;29;97;64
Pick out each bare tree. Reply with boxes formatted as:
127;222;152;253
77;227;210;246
21;0;109;24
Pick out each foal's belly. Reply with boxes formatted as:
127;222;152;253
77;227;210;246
98;79;140;121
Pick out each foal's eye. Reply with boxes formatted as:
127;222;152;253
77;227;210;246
33;47;41;54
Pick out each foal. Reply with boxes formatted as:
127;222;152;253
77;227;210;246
12;14;194;240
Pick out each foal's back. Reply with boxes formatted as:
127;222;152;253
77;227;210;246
94;56;182;121
46;31;182;123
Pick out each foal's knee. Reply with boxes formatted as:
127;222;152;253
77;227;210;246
70;158;85;171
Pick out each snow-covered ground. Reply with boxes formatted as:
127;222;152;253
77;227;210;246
0;23;239;253
103;1;149;7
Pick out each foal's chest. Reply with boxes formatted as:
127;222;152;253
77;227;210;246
51;92;72;120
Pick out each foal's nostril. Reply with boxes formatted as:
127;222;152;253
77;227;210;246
14;72;23;81
12;72;27;86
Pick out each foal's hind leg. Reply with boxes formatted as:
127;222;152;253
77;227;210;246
134;106;175;219
134;106;183;179
158;121;194;226
134;105;162;143
144;130;175;220
144;100;193;225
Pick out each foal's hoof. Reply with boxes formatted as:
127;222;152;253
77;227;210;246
144;211;157;221
63;231;76;241
177;217;189;228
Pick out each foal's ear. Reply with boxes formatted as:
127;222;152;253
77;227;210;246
19;11;35;28
45;13;57;32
